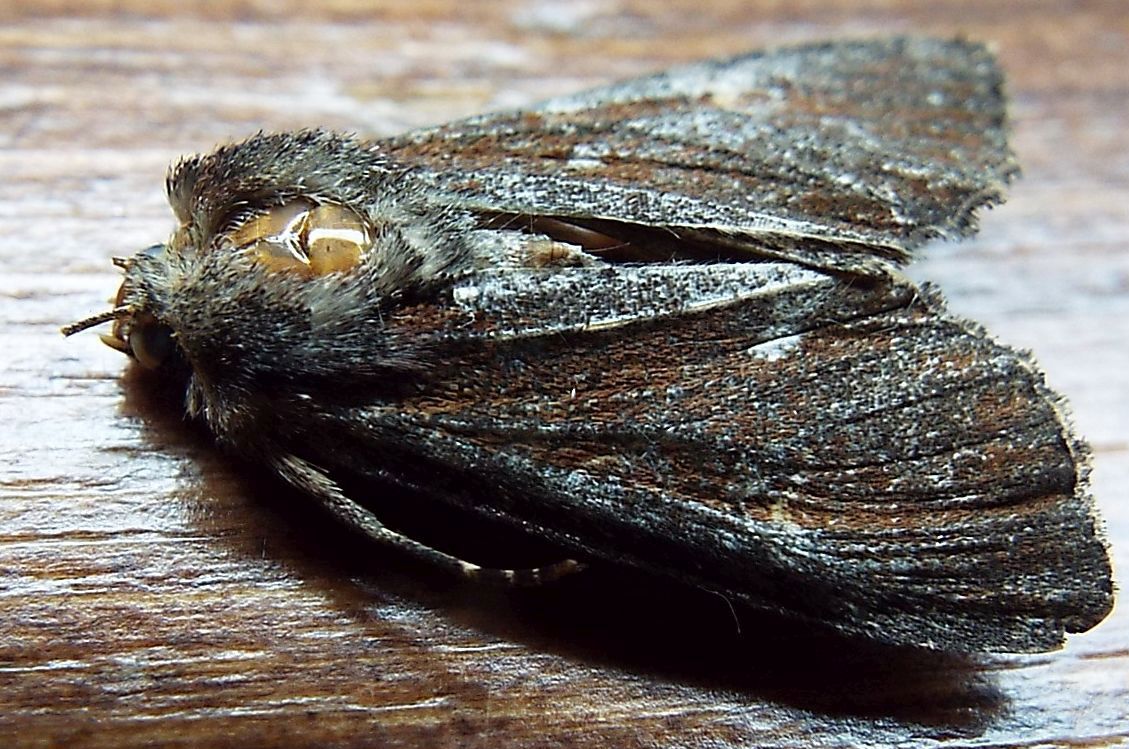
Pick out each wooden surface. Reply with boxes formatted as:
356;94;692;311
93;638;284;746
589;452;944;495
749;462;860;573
2;2;1127;747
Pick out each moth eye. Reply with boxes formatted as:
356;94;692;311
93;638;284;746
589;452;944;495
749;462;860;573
228;200;370;276
129;316;176;370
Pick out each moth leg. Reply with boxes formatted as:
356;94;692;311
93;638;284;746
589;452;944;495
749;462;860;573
463;557;586;586
275;454;585;586
528;217;626;252
523;238;602;269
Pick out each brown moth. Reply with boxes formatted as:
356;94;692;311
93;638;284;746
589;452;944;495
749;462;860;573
66;37;1113;653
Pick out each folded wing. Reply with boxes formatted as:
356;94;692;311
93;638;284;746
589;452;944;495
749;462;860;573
315;263;1111;652
385;38;1017;274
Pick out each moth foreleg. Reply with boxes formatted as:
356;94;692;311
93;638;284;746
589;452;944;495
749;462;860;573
275;454;585;586
460;557;586;586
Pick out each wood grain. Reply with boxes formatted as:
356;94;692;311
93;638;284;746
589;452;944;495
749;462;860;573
2;2;1126;747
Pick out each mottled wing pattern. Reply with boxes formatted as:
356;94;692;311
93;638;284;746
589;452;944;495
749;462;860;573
384;38;1017;274
305;265;1110;652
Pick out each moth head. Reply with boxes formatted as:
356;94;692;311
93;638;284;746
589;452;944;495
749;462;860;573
60;200;387;374
64;129;473;434
61;244;181;370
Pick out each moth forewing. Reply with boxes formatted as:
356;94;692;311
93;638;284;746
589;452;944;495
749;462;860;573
321;270;1110;653
390;37;1017;275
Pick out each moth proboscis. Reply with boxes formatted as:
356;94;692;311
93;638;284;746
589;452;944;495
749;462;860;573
66;37;1114;654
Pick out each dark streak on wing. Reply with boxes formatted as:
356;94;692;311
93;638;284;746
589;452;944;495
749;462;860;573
382;37;1017;274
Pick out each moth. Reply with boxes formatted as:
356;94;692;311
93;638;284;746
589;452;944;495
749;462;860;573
67;37;1113;653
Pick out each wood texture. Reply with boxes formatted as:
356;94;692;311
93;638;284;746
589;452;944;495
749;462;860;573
1;2;1126;747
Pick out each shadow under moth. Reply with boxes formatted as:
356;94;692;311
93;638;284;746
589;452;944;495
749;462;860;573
67;37;1113;653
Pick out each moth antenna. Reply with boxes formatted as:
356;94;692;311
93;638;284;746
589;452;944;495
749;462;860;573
61;305;132;337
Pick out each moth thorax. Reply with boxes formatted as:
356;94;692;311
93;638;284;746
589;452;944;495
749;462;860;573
228;200;371;275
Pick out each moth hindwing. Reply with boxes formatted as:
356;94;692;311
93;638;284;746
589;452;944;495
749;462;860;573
67;36;1112;654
